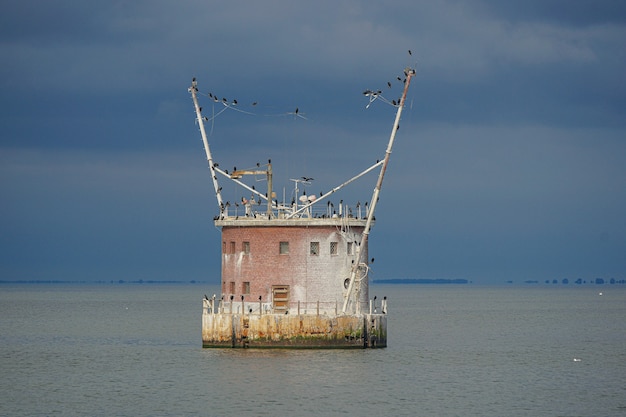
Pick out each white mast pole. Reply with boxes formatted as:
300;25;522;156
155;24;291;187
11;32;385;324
342;67;416;314
189;79;224;212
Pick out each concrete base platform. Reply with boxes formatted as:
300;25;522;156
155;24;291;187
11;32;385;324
202;312;387;348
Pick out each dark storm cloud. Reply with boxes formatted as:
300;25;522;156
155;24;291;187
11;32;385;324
1;0;624;282
477;0;626;26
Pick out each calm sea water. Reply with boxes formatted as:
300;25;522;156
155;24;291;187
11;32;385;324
1;283;624;416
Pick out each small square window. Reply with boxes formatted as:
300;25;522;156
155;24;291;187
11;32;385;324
230;241;236;254
279;241;289;254
229;281;235;294
243;281;250;294
243;241;250;254
310;242;319;256
330;241;338;255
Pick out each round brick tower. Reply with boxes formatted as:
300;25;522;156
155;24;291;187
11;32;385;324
218;217;370;315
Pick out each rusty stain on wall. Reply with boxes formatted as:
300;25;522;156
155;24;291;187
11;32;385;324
202;311;387;349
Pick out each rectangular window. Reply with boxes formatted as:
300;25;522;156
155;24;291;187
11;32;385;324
222;241;226;253
279;241;289;254
229;281;235;294
347;242;354;255
310;242;319;256
330;241;338;255
230;241;236;254
243;281;250;295
243;241;250;254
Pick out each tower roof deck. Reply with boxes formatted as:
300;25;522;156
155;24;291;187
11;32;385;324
215;215;370;227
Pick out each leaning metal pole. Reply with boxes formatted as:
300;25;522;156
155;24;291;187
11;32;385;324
342;67;416;314
189;79;224;212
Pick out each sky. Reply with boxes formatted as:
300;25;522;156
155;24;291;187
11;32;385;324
1;0;625;284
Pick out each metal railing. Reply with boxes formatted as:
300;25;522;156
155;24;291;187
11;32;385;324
203;295;387;316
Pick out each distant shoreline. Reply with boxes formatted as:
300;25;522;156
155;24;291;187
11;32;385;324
0;280;210;285
2;278;624;285
373;278;469;284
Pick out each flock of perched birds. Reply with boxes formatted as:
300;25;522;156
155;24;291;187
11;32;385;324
192;50;416;123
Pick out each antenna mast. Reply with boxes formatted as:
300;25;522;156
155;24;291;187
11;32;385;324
189;79;224;213
342;67;416;314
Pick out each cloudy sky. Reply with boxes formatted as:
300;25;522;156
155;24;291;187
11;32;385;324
1;1;625;283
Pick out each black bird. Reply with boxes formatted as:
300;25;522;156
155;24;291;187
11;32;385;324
295;107;299;114
408;49;412;55
209;93;213;98
232;99;238;105
192;77;196;82
252;101;258;106
387;81;392;88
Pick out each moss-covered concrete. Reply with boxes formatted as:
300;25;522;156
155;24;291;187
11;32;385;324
202;312;387;349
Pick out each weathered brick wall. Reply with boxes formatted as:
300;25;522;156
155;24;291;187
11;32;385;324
220;224;369;310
